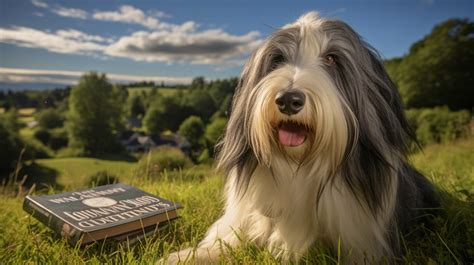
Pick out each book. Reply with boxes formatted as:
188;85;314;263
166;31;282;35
23;183;181;245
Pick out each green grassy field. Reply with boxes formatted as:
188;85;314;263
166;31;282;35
19;115;36;138
18;108;36;117
127;87;180;97
0;138;472;264
410;137;474;195
34;157;137;188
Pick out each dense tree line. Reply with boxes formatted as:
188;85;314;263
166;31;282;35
0;88;70;110
385;18;473;110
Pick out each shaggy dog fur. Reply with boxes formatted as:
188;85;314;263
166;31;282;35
165;12;438;264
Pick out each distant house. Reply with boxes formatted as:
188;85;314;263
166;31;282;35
151;134;191;154
26;120;38;128
126;117;142;129
118;131;143;152
118;130;191;154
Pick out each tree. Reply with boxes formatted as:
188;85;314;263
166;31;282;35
36;109;64;129
208;78;237;107
391;19;474;110
384;57;403;88
191;76;205;89
66;72;124;155
2;108;21;133
183;89;216;122
0;118;21;175
204;118;227;156
143;95;188;134
178;116;205;147
128;95;146;118
178;116;206;161
113;85;129;109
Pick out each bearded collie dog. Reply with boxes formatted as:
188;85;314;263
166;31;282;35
165;12;438;264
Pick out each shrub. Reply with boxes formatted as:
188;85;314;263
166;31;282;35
56;147;86;158
1;118;51;178
178;116;205;147
2;108;21;133
0;119;21;175
197;149;213;164
87;171;119;187
33;128;51;145
49;129;68;151
21;138;53;160
33;128;68;151
204;118;227;148
136;146;192;179
406;107;471;146
36;109;64;129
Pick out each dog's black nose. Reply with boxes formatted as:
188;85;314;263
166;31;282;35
275;90;306;115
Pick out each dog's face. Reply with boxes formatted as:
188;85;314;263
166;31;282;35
218;12;411;191
243;13;356;168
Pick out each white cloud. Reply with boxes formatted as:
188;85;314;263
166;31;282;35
0;27;105;55
93;5;158;29
91;5;262;64
31;0;88;19
51;6;88;19
4;4;263;65
56;29;114;43
0;67;193;85
92;5;193;31
105;29;261;64
0;74;78;85
31;0;48;8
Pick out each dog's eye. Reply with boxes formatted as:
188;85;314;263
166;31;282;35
271;54;285;68
324;54;336;66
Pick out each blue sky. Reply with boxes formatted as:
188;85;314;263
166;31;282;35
0;0;473;90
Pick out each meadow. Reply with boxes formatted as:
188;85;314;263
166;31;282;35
128;87;180;97
0;135;472;264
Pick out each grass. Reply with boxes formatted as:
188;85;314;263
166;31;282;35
127;87;180;97
35;157;137;188
409;137;474;195
19;116;35;123
156;88;180;97
19;126;35;138
19;116;36;138
0;138;473;264
18;108;36;116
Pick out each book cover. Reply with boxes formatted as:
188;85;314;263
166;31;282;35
23;183;181;245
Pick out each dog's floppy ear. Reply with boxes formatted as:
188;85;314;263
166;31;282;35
340;43;416;215
216;27;301;196
322;20;416;214
365;47;415;151
215;55;260;197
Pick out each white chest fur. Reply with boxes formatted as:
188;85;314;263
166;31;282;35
225;156;394;261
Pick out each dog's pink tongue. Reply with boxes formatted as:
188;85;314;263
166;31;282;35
278;123;307;147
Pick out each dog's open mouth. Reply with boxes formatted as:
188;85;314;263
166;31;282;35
277;121;308;147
